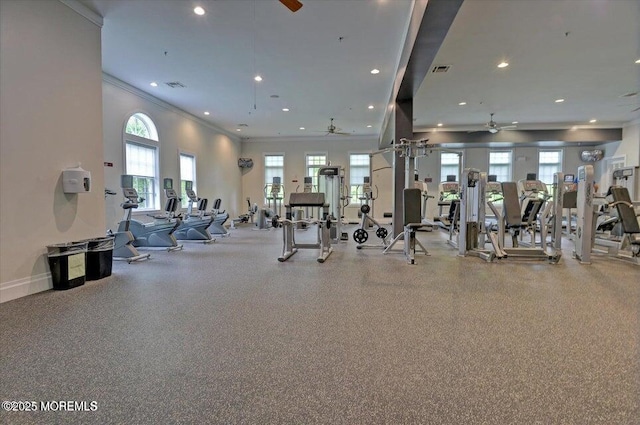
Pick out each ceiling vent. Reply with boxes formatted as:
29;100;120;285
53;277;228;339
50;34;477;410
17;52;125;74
431;65;451;73
165;81;186;88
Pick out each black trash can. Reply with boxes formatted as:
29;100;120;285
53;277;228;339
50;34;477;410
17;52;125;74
46;242;88;290
84;236;115;281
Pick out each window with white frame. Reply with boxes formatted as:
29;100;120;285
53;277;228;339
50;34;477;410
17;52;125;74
538;149;563;187
440;152;460;182
349;153;370;204
306;154;327;191
124;113;159;211
489;151;513;182
125;142;159;210
264;154;284;200
180;153;196;208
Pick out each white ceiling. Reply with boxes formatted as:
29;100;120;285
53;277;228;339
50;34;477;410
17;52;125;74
414;0;640;133
83;0;640;140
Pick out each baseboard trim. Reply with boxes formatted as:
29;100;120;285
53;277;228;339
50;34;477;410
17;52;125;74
0;273;52;303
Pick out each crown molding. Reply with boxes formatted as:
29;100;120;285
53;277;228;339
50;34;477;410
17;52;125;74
102;73;240;142
59;0;103;27
241;135;376;144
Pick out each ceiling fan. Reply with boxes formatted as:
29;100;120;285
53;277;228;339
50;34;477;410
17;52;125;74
483;113;517;133
279;0;303;12
324;118;351;136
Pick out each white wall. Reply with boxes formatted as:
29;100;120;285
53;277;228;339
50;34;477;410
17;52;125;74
595;119;639;198
102;79;243;231
0;0;104;302
240;137;392;221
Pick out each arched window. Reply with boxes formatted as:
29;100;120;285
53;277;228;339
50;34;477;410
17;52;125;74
124;113;160;210
125;113;158;141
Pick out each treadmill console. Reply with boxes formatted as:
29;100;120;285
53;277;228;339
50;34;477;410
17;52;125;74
185;189;198;201
123;188;138;201
441;182;459;193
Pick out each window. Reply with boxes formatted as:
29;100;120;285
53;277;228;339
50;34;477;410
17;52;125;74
125;142;158;210
440;152;460;182
125;113;158;141
264;154;284;200
306;154;327;190
124;113;159;210
349;153;370;204
538;149;563;188
488;151;513;182
180;153;196;208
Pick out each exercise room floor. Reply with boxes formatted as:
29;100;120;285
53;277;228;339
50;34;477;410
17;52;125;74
1;225;638;424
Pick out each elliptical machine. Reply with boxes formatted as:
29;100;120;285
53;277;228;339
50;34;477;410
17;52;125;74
208;199;230;236
117;175;182;251
109;180;151;263
164;179;215;243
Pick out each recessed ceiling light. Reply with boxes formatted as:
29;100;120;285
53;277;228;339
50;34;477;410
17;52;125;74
236;129;241;132
194;6;205;15
254;75;262;82
370;69;380;74
589;119;597;123
368;105;374;109
458;102;467;106
497;62;509;68
555;98;565;103
437;123;443;127
282;108;289;112
636;59;640;64
150;82;158;87
512;121;518;124
366;125;372;128
204;111;210;115
299;127;305;130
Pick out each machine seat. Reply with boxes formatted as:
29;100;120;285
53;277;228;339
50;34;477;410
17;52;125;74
502;182;525;229
610;186;640;235
288;192;327;208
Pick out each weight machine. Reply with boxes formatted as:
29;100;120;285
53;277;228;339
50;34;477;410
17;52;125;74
352;175;391;248
378;138;433;264
317;166;349;242
575;165;640;264
277;192;333;263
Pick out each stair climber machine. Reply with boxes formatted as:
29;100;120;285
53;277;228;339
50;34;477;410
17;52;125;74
352;176;390;249
108;184;151;263
117;175;183;251
164;179;215;243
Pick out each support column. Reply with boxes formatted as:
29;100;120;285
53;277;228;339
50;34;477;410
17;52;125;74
393;99;413;237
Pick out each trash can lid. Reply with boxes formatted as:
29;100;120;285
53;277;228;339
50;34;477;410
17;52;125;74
46;241;88;257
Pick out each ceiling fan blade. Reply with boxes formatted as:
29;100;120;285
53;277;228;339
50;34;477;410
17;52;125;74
279;0;303;12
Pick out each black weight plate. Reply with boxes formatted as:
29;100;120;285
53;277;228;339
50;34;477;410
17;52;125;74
353;228;368;244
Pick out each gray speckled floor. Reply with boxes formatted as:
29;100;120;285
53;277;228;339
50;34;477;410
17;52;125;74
1;225;638;424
